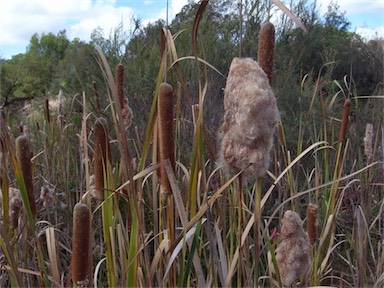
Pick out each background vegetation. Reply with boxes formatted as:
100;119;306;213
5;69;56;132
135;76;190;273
0;0;383;287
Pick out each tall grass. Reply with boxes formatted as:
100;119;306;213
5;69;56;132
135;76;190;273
0;1;383;287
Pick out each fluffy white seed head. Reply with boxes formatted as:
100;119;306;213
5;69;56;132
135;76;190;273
217;57;279;179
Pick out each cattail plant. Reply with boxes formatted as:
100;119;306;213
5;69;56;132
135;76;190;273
116;63;133;129
157;82;176;285
217;57;279;178
276;210;311;286
15;135;36;218
306;203;318;245
71;202;91;286
44;98;51;124
92;117;111;201
158;82;176;195
338;99;351;142
258;22;275;85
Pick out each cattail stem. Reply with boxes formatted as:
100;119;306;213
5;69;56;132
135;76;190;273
258;22;275;85
338;99;351;142
237;175;243;287
239;0;243;57
71;202;91;286
158;83;175;195
158;82;176;286
254;177;261;286
16;135;36;218
93;117;111;201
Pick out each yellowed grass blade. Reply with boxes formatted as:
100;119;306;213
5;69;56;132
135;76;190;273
262;141;328;208
94;257;107;288
272;0;307;32
117;163;160;191
150;238;169;280
215;222;228;282
171;56;224;77
224;205;255;286
163;218;207;280
45;227;60;285
164;159;206;287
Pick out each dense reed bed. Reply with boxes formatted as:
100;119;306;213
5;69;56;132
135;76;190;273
0;1;383;287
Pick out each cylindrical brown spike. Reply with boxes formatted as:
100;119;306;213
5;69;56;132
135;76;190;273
306;203;318;245
158;82;176;285
338;99;351;142
92;117;111;201
71;202;91;286
158;83;175;195
116;63;125;108
258;22;275;85
44;98;51;124
15;135;36;218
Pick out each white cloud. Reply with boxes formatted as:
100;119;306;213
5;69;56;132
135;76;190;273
316;0;384;39
0;0;135;45
67;3;135;41
0;0;191;47
1;0;94;44
139;0;190;28
171;0;189;17
318;0;384;15
356;26;384;40
334;0;383;15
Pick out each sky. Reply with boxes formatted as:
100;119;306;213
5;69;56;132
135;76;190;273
0;0;383;60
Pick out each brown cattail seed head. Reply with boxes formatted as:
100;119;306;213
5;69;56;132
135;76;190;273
306;203;318;245
15;135;36;218
71;202;91;286
158;83;175;195
217;57;279;179
338;99;351;142
276;210;311;286
258;22;275;85
364;123;373;162
93;117;111;201
44;98;50;123
116;64;133;128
